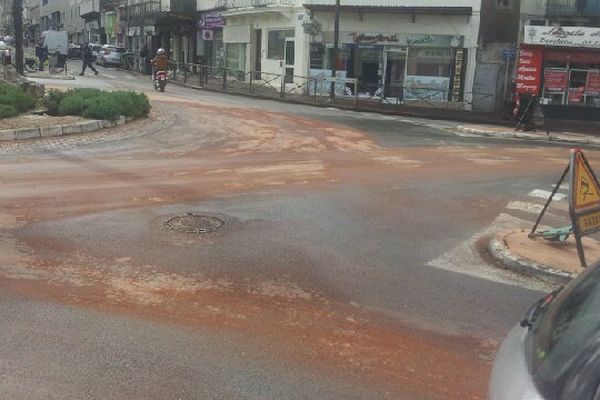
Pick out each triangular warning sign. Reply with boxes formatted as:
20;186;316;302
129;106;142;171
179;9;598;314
572;150;600;210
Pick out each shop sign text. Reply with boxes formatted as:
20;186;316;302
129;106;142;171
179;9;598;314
342;33;462;48
350;33;399;45
516;47;543;95
544;69;568;92
524;25;600;49
199;11;225;29
587;71;600;96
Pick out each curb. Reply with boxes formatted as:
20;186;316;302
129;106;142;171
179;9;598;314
25;72;76;81
488;237;574;286
0;115;134;142
457;125;600;146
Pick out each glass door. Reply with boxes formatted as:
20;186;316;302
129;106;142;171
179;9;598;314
383;49;407;99
284;38;295;84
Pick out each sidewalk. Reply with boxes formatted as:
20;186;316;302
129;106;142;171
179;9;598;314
23;69;75;80
489;230;600;285
458;123;600;146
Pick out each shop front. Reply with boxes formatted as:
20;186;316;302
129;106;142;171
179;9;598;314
518;25;600;112
310;32;467;103
196;10;224;66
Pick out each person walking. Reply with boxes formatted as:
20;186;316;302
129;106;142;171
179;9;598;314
35;41;48;71
79;43;98;76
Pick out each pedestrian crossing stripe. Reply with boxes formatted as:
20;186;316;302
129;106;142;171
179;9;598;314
572;150;600;211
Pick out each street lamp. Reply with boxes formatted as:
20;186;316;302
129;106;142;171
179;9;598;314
329;0;339;98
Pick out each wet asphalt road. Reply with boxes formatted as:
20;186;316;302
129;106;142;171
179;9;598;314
0;61;593;399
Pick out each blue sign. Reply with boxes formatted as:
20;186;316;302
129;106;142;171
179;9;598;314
503;48;516;60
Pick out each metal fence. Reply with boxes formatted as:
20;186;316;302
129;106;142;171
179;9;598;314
125;60;498;111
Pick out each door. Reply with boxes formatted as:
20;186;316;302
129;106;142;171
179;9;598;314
255;29;261;80
284;38;294;84
384;50;406;99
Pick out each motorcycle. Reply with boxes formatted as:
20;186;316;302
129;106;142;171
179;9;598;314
154;70;168;92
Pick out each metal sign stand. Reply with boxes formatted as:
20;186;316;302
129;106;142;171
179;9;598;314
530;149;600;269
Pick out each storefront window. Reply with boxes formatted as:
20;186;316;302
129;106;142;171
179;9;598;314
404;48;453;102
226;43;246;77
406;48;453;77
267;30;294;60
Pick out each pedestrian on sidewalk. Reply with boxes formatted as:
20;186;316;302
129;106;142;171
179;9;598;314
35;41;48;71
79;43;98;76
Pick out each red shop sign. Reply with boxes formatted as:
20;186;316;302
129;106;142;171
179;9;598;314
544;69;568;92
569;86;585;103
516;46;544;95
587;71;600;95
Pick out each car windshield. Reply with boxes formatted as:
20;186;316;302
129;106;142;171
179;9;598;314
528;265;600;399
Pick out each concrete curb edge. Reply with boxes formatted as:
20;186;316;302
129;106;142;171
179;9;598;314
488;237;573;286
0;115;134;142
457;125;600;146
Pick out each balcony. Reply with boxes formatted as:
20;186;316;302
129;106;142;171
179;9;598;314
547;0;600;17
216;0;298;10
80;0;100;19
124;0;195;17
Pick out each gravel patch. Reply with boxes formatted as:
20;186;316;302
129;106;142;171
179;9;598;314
0;114;87;130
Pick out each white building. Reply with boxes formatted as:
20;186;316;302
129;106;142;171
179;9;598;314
212;0;481;109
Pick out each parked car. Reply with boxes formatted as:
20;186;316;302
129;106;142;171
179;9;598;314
90;44;102;62
67;43;81;59
490;263;600;400
98;45;125;67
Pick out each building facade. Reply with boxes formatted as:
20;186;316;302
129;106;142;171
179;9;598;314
39;0;85;43
516;0;600;108
210;0;481;109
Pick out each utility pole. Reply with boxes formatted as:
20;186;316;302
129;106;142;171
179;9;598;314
329;0;340;98
13;0;24;74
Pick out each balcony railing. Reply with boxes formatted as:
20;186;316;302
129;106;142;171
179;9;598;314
80;0;100;17
547;0;600;17
124;0;195;17
215;0;297;10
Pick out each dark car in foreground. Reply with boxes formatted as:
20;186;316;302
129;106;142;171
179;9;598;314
490;264;600;400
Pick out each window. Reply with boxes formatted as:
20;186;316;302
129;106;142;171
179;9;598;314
267;30;293;60
496;0;512;9
406;48;453;77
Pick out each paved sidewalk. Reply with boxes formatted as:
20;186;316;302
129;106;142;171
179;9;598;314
458;123;600;146
489;230;600;285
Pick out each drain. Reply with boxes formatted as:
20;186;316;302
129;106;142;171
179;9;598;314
164;213;226;234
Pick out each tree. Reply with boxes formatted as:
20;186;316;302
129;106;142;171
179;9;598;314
13;0;24;75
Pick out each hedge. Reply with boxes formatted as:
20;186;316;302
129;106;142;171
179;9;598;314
0;83;35;118
45;88;150;121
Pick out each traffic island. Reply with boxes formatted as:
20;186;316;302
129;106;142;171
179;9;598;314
0;115;135;141
489;230;600;286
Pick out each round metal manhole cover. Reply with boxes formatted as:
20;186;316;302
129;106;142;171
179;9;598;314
164;213;226;234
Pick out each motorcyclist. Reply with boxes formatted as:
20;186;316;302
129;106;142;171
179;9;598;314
151;48;169;79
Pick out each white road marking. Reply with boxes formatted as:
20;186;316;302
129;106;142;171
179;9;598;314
528;189;567;201
506;201;544;214
426;213;554;291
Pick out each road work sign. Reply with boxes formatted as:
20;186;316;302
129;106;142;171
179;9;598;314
573;150;600;211
569;149;600;267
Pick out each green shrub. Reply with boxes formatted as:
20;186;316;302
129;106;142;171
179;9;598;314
0;104;18;119
43;89;69;115
52;89;150;120
81;96;121;121
0;83;35;113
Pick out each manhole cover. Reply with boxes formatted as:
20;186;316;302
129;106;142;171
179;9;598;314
164;213;226;234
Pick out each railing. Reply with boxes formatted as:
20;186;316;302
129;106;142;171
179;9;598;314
215;0;298;9
123;60;475;111
547;0;600;16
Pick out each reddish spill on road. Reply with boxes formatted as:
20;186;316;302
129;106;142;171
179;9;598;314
1;98;589;399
